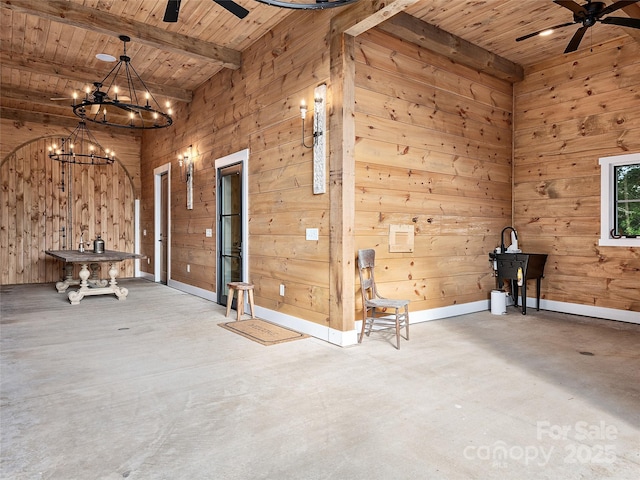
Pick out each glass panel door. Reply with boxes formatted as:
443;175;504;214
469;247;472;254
218;163;243;307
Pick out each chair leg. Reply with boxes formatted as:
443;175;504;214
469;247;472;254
395;308;401;350
405;305;410;341
247;288;256;318
366;310;376;338
359;309;367;343
225;286;234;318
236;289;244;321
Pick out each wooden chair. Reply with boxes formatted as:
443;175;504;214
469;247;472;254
226;282;255;321
357;249;410;349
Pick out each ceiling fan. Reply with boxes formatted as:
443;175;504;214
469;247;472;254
516;0;640;53
162;0;359;22
163;0;249;22
51;91;133;115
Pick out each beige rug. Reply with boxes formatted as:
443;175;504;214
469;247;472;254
219;319;308;346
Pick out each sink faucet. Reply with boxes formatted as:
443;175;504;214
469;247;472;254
500;226;518;253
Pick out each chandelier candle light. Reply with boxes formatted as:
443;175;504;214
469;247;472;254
48;118;115;166
72;35;173;130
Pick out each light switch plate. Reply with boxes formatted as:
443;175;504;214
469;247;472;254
306;228;319;241
205;228;213;237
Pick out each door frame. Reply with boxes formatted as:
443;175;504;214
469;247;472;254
154;163;171;283
215;149;249;297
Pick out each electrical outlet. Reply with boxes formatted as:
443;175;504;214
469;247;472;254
205;228;213;237
143;229;147;236
187;264;190;273
279;284;285;296
306;228;319;241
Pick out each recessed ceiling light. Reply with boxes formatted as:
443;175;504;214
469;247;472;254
96;53;116;62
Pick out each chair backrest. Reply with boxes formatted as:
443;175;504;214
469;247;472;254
357;249;378;303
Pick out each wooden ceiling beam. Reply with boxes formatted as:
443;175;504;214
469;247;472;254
377;12;524;83
0;52;192;103
340;0;423;36
1;106;89;129
2;85;83;109
1;0;241;70
0;86;147;126
1;106;143;137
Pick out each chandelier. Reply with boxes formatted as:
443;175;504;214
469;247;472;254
72;35;173;130
48;117;115;165
255;0;359;8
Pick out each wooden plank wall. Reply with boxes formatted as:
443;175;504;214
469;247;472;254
353;29;514;312
0;136;136;285
139;11;333;326
0;116;142;196
514;37;640;312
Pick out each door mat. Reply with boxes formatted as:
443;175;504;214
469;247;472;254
219;319;309;346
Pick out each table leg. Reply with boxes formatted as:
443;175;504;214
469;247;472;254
56;263;76;292
68;263;91;305
88;263;108;287
109;262;128;300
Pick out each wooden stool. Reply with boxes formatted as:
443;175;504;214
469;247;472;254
226;282;255;321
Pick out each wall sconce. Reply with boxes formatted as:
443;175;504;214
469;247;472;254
300;83;327;194
178;145;194;209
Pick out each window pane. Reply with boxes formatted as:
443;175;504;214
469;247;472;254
614;164;640;236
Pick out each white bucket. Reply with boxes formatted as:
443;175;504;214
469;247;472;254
491;290;507;315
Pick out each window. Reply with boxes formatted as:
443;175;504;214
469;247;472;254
599;153;640;247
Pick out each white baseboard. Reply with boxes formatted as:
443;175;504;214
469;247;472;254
255;300;494;347
410;299;491;323
254;306;359;347
167;279;218;303
138;271;154;281
528;297;640;324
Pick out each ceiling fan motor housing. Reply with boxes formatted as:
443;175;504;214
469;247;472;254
575;1;605;26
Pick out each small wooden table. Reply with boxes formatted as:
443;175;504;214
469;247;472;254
46;249;145;305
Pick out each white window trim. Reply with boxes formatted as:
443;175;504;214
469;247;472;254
599;153;640;247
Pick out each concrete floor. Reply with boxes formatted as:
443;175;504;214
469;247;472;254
1;279;639;480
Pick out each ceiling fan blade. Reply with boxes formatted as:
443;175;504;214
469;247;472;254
515;22;575;42
213;0;249;19
163;0;181;22
553;0;587;15
564;25;588;53
599;0;638;17
601;16;640;28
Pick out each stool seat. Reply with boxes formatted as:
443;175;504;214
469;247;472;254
226;282;255;321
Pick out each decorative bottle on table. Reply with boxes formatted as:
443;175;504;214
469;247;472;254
93;235;105;254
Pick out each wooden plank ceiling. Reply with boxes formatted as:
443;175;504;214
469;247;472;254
1;0;639;128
